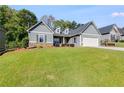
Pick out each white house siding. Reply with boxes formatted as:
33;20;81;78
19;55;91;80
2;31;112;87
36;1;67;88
120;36;124;40
101;29;121;41
110;28;121;40
101;34;111;41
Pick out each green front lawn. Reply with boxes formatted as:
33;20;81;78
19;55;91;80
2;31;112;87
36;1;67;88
0;47;124;86
116;42;124;47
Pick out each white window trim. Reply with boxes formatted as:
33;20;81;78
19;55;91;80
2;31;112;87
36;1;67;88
46;42;53;43
38;34;45;43
74;37;77;43
56;29;60;33
39;34;53;43
29;33;53;43
31;31;53;34
82;33;101;36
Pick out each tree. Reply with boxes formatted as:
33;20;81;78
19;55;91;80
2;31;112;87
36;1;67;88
15;9;37;43
53;20;81;31
17;9;37;28
21;37;29;48
0;5;38;48
41;15;55;28
0;5;15;31
41;15;81;31
71;21;78;29
53;20;65;30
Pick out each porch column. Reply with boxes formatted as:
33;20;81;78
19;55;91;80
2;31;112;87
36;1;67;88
63;37;65;44
80;35;82;46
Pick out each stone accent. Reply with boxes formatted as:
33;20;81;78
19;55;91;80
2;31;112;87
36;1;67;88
29;42;53;48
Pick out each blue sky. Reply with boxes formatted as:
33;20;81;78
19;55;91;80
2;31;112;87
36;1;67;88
10;5;124;28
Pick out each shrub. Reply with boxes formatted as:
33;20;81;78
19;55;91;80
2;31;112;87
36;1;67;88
7;42;18;49
21;37;29;48
119;40;124;43
36;43;43;48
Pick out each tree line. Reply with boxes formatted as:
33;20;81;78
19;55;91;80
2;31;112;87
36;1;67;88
0;5;81;49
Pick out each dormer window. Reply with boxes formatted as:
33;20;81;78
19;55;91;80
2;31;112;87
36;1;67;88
64;28;69;34
55;27;61;34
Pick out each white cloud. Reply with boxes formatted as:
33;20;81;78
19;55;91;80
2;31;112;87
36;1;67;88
112;12;124;17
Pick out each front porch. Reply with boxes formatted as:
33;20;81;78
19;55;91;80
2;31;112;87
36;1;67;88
53;36;74;47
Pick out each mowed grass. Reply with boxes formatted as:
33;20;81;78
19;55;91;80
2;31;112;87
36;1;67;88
116;42;124;48
0;47;124;86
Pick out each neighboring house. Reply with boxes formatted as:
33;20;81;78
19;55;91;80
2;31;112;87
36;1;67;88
0;29;5;51
27;20;101;47
118;28;124;40
99;24;121;42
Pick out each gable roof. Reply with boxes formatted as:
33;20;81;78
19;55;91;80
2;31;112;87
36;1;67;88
118;28;124;36
99;24;119;35
69;21;100;36
122;28;124;35
27;20;54;33
27;20;100;37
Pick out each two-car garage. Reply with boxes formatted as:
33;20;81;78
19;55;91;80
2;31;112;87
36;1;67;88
82;37;99;47
79;22;101;47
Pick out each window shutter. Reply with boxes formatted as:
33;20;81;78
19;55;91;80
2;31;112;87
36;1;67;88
37;35;38;43
45;35;47;43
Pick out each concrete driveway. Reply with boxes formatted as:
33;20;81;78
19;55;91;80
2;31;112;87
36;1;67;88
95;46;124;51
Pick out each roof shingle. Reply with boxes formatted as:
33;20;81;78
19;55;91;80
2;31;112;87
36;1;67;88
69;21;93;36
99;24;115;35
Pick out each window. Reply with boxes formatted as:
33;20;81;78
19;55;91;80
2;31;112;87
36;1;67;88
55;28;61;33
66;30;68;34
74;37;77;43
38;34;45;43
64;29;69;34
111;34;115;41
116;36;120;41
57;29;60;33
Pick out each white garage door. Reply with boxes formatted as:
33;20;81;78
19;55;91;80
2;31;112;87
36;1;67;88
83;38;99;47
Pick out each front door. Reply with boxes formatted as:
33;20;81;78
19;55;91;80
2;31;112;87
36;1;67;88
53;37;62;46
65;38;69;44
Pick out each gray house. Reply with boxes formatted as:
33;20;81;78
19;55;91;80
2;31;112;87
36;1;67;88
54;21;101;47
0;29;5;51
27;20;101;47
118;28;124;40
99;24;121;42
